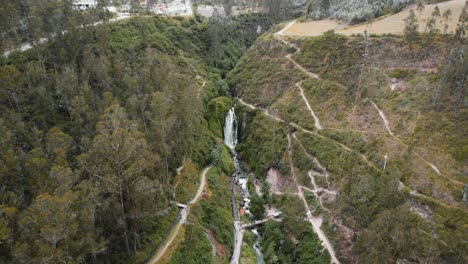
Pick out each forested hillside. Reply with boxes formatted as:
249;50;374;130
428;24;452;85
0;0;110;53
0;11;275;263
0;1;466;264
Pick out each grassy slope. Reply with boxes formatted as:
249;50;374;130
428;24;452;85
227;28;467;263
287;0;466;36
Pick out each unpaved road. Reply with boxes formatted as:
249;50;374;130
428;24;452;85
190;166;210;205
231;220;244;264
149;166;211;263
3;13;131;57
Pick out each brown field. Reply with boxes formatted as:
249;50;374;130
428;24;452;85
284;0;465;36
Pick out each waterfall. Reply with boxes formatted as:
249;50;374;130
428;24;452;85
224;107;238;150
251;229;266;264
225;107;264;264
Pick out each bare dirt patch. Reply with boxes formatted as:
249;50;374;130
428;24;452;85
284;0;465;36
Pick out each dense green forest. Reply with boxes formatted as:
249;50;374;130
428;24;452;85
1;1;467;264
0;7;279;262
0;0;112;52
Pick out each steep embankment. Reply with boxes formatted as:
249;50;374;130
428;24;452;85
228;20;467;263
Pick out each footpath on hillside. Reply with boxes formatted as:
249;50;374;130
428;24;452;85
147;166;211;264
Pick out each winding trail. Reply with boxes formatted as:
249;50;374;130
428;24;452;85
275;25;325;130
277;21;456;185
293;132;331;188
149;166;211;264
287;134;340;264
370;99;466;187
237;98;377;170
190;166;210;205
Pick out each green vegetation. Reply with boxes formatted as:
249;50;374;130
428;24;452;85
240;230;257;264
0;0;110;52
260;218;330;263
227;37;304;106
293;31;363;87
206;96;233;138
174;160;200;203
199;167;234;251
238;112;288;178
227;17;467;262
0;1;467;263
177;166;234;263
0;11;276;262
355;203;468;263
170;225;213;264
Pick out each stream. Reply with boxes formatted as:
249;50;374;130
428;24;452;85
224;107;265;264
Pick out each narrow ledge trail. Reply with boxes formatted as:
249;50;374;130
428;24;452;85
149;166;211;264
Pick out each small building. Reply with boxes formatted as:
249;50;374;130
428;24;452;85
73;0;97;10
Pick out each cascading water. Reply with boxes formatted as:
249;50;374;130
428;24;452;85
224;107;238;151
224;107;265;264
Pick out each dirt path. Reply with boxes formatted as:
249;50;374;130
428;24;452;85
277;20;459;186
204;229;217;257
237;98;377;170
369;100;395;137
369;99;466;187
369;99;443;173
276;20;297;36
297;82;323;129
3;13;131;57
149;166;211;263
150;208;187;263
275;28;325;130
190;166;211;205
196;81;207;98
287;134;340;264
293;132;338;212
277;18;453;179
